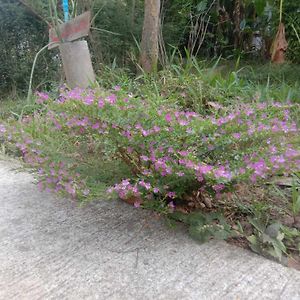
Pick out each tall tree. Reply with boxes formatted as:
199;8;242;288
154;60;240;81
140;0;160;73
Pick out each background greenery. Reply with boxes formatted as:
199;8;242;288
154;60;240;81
0;0;299;98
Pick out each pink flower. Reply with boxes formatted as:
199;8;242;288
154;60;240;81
141;129;149;137
176;172;185;177
92;123;100;130
153;187;160;193
139;180;151;190
114;85;121;91
213;184;225;192
178;119;189;126
167;192;176;199
107;187;114;194
178;150;188;157
0;124;6;133
197;164;213;174
127;147;133;154
36;92;49;104
168;147;174;153
37;181;43;191
98;99;105;108
134;201;141;208
165;113;172;123
248;159;268;177
168;201;175;212
232;133;241;139
141;155;149;161
107;94;117;104
285;148;299;159
239;168;246;174
152;126;161;133
84;95;94;105
214;166;232;180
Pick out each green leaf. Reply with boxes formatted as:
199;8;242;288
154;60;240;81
248;217;266;233
254;0;267;16
265;223;281;239
293;201;300;216
189;224;211;243
213;228;232;240
247;235;262;254
196;0;207;13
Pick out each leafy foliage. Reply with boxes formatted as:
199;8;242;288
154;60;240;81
0;0;59;97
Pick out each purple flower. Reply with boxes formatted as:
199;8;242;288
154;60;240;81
141;155;149;161
98;98;105;108
214;166;232;180
238;167;245;175
152;126;161;133
232;133;241;139
134;201;141;208
198;164;213;174
168;147;174;153
153;187;160;193
178;119;189;126
84;95;94;105
168;201;175;212
178;150;188;157
107;94;117;104
92;122;100;130
127;147;133;154
167;192;176;199
165;113;172;123
0;124;6;133
36;92;49;104
248;159;268;177
141;129;149;137
37;181;43;191
176;172;185;177
107;187;114;194
139;180;151;190
213;184;225;192
65;183;76;197
285;148;299;159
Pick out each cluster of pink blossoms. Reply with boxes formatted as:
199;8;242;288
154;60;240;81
1;87;299;207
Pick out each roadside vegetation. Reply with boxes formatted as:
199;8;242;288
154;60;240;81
0;0;300;268
1;61;300;268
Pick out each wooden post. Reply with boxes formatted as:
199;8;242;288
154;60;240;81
48;11;95;88
59;40;95;89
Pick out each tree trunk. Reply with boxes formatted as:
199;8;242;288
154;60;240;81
233;0;241;49
130;0;136;32
140;0;160;73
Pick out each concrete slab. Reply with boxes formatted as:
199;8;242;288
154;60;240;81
0;159;300;300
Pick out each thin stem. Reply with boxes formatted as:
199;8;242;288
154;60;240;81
279;0;284;23
27;43;55;103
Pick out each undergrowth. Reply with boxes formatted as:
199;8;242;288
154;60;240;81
1;61;300;267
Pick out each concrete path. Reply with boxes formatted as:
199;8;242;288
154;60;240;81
0;159;300;300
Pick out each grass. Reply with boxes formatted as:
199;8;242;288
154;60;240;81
97;59;300;111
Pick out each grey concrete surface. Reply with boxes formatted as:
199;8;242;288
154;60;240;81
0;159;300;300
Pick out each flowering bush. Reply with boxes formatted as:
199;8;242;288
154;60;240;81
1;87;299;212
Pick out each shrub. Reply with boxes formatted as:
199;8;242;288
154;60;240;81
1;87;299;213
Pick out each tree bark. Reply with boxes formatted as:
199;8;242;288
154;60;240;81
233;0;241;49
140;0;160;73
